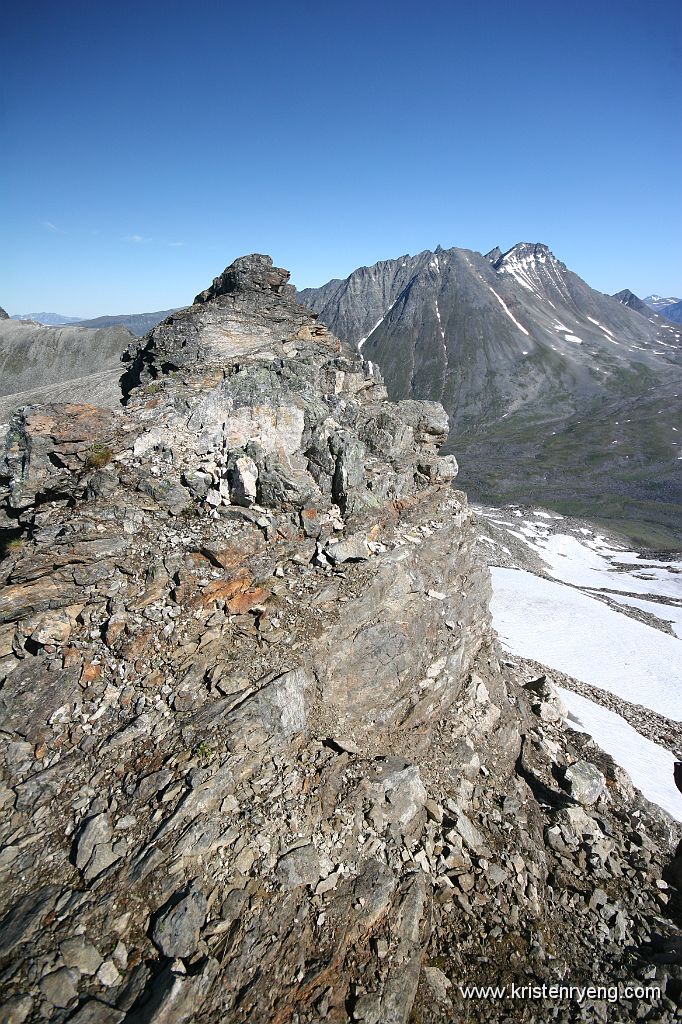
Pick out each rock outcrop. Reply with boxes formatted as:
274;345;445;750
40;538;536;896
0;256;680;1024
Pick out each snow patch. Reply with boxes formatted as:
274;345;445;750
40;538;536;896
559;689;681;821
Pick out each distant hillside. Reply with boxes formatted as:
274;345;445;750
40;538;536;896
0;319;132;423
68;309;183;336
9;309;183;335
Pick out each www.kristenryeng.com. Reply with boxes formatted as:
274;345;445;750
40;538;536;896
458;982;662;1004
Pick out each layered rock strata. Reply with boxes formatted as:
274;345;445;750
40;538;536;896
0;257;680;1024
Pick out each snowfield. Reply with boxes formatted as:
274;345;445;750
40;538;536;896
478;506;682;821
490;566;682;721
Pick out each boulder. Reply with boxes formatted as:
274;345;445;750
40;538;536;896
563;760;606;805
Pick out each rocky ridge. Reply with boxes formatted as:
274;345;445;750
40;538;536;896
0;256;680;1024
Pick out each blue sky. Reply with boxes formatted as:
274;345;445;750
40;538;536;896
2;0;680;316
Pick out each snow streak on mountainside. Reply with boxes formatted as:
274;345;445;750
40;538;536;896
299;244;682;546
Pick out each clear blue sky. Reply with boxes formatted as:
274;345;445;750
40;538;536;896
2;0;680;316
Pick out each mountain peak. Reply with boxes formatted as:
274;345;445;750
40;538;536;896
485;242;556;273
501;241;553;261
612;289;648;314
130;254;334;386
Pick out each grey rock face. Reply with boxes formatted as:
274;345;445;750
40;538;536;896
74;813;120;881
324;532;371;563
60;936;104;975
194;253;292;304
275;844;321;888
126;253;330;382
39;968;80;1009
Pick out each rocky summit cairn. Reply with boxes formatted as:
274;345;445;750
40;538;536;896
0;256;680;1024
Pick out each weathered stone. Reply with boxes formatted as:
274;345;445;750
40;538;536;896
39;968;80;1008
65;1002;124;1024
0;659;81;736
0;996;33;1024
137;474;190;514
325;533;371;564
0;886;61;958
227;454;258;507
122;959;219;1024
422;965;452;1003
194;254;291;304
368;759;427;832
28;609;74;645
152;886;207;958
74;813;120;881
182;468;211;500
276;844;321;889
454;812;493;858
97;960;122;987
60;936;104;975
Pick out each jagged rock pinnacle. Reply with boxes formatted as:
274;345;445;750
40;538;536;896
126;254;329;384
193;254;293;305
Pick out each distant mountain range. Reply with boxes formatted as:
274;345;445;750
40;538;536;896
644;294;682;317
644;295;682;324
300;243;682;548
10;309;181;335
11;312;84;326
66;309;182;335
614;290;682;325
